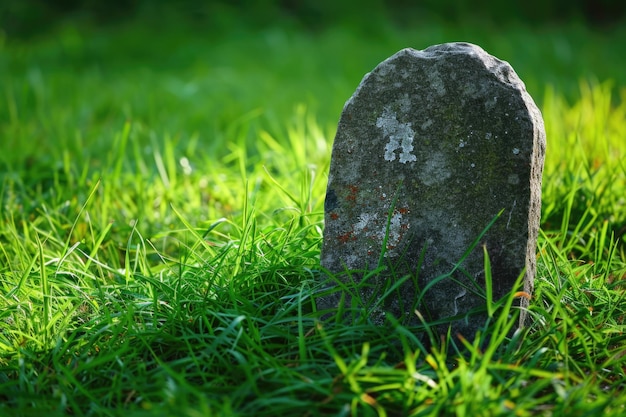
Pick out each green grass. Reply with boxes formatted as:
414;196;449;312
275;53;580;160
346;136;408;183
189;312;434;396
1;14;626;417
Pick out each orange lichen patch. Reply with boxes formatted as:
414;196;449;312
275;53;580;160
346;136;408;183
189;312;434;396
330;212;339;220
338;231;356;244
346;185;359;203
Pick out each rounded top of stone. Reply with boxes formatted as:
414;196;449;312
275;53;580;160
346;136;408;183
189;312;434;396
398;42;486;57
381;42;521;91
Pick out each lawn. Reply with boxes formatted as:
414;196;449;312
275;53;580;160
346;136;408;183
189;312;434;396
1;7;626;417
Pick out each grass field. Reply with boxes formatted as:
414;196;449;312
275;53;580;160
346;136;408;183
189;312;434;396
1;12;626;417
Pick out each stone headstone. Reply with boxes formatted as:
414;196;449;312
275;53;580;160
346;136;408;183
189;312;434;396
320;43;545;338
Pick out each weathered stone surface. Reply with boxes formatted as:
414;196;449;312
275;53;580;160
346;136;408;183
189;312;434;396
320;43;545;337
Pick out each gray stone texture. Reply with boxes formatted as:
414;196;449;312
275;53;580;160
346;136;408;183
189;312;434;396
320;43;545;337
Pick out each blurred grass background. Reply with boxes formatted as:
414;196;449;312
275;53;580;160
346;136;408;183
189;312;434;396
3;0;625;102
3;0;626;36
2;0;625;151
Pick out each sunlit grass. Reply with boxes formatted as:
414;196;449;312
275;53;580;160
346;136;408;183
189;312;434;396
1;16;626;417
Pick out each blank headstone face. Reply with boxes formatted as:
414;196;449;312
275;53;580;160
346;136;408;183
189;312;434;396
320;43;545;337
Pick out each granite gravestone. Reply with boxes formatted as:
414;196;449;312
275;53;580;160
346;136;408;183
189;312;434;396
320;43;545;337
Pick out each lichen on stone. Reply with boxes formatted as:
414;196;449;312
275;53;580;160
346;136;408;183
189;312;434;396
377;106;417;164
